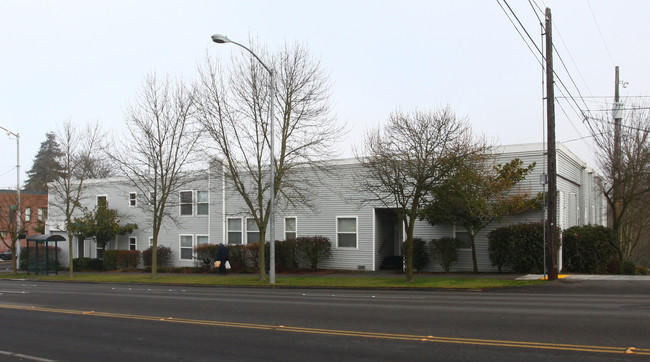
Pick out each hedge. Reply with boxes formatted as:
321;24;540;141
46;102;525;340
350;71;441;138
488;222;560;273
562;225;617;274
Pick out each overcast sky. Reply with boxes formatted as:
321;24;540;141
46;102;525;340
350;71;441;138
1;0;649;189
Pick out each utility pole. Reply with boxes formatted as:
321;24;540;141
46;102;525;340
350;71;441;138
613;66;623;252
545;7;558;281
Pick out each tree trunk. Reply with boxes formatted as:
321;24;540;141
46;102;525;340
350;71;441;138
469;232;478;273
258;228;267;282
68;231;75;277
404;217;415;282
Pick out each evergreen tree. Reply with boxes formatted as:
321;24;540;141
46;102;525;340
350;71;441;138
24;132;63;192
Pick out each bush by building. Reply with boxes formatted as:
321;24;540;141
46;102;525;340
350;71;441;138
142;246;172;268
429;237;458;272
562;225;617;274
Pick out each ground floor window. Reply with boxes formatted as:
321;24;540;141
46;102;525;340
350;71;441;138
336;216;357;248
197;235;209;245
246;218;260;243
454;228;472;249
180;235;193;260
129;237;137;251
285;217;297;240
227;218;242;245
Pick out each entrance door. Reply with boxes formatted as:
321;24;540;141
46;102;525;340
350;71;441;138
375;209;402;270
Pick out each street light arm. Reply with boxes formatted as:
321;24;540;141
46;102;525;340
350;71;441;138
211;34;273;75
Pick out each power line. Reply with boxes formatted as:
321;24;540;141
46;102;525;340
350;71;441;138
586;0;616;67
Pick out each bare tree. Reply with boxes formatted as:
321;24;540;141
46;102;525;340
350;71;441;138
111;73;200;276
49;120;105;277
592;102;650;262
356;107;484;281
196;41;342;281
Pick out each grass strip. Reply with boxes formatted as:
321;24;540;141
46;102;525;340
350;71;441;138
0;273;542;289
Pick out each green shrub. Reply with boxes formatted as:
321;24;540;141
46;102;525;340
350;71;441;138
103;250;118;270
118;250;141;269
621;260;637;275
276;239;301;271
401;238;429;272
297;236;332;270
637;266;648;275
487;222;560;273
607;259;621;274
142;246;172;267
73;257;104;271
562;225;617;274
227;244;245;272
194;244;220;270
430;237;458;272
488;227;514;272
246;242;270;271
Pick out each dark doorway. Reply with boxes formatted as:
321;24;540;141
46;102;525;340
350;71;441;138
375;209;403;270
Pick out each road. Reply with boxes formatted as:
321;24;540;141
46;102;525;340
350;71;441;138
0;278;648;361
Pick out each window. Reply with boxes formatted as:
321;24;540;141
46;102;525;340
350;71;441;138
180;191;193;216
337;217;357;248
285;217;297;240
25;207;31;222
180;235;194;260
197;191;209;215
37;208;47;221
97;195;107;206
455;230;472;249
227;218;242;245
149;237;154;247
246;218;260;243
197;235;209;246
129;192;137;207
129;237;137;251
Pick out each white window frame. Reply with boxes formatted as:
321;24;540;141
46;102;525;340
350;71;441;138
129;236;137;251
179;234;194;260
227;217;243;245
97;195;107;206
149;237;154;247
336;216;358;249
246;218;260;244
129;192;137;207
196;234;209;246
453;225;472;250
284;216;297;241
179;190;193;216
24;207;31;222
196;190;209;216
37;207;47;221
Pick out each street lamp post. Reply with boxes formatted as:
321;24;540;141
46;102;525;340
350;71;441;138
0;126;21;263
211;34;276;284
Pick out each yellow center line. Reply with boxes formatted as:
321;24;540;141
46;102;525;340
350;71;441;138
1;303;648;356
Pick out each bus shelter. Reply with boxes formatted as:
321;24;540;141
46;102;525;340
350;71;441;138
26;234;65;275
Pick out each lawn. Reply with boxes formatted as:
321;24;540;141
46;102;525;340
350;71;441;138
0;272;543;289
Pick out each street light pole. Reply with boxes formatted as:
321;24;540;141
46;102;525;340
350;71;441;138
0;125;21;262
211;34;276;284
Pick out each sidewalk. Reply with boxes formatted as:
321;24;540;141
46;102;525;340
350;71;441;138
516;274;650;281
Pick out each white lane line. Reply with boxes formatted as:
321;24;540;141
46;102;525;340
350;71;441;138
0;349;57;362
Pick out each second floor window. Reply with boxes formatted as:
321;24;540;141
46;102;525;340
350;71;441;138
180;191;193;216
